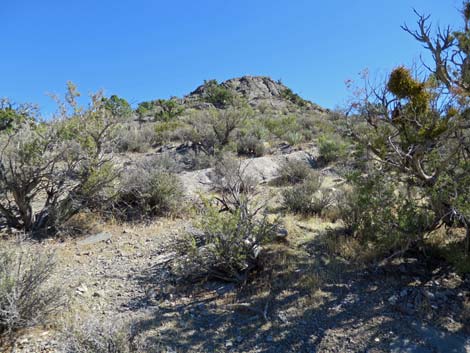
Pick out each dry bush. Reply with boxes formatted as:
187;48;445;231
211;154;258;212
182;109;250;155
60;315;136;353
114;123;157;153
0;242;64;335
175;198;279;283
236;133;265;157
112;160;184;221
58;212;102;237
276;158;312;185
282;172;333;215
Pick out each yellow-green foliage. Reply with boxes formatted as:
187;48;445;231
388;66;429;114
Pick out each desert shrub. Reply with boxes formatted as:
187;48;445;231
102;95;132;118
276;158;312;185
136;99;184;122
60;315;135;353
179;149;215;171
285;131;304;146
0;99;37;132
154;120;184;145
345;3;470;257
282;173;334;215
280;88;309;107
154;99;184;122
211;154;258;212
318;134;347;164
201;79;236;108
113;161;184;220
114;123;157;153
0;244;63;335
236;133;265;157
0;84;119;236
336;172;435;257
176;198;278;282
262;114;312;145
183;109;249;155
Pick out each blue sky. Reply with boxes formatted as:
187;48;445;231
1;0;463;115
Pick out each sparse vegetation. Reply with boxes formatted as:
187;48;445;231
282;172;333;215
177;197;278;282
201;79;236;108
346;4;470;259
0;84;119;237
113;160;184;220
318;133;347;164
60;315;135;353
0;243;63;335
276;158;312;185
2;4;470;350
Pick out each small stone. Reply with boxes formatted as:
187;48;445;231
266;335;273;342
388;295;398;305
93;290;104;298
225;340;233;348
278;312;289;324
424;290;435;300
76;284;88;294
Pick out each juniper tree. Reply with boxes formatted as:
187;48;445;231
348;3;470;254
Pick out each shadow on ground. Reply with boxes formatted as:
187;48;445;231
128;230;470;353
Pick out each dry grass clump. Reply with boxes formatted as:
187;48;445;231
0;242;64;336
60;315;138;353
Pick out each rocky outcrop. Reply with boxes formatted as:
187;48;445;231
185;76;328;113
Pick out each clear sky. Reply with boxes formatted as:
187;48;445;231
1;0;463;115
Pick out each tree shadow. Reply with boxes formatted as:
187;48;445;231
127;228;470;352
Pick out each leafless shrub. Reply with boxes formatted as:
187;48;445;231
211;154;258;212
0;242;64;335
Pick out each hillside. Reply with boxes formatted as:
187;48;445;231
0;74;469;353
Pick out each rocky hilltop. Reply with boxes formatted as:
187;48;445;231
183;75;327;113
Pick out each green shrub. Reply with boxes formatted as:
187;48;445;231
280;88;309;107
136;99;184;122
202;79;235;108
337;172;435;256
262;114;313;144
177;198;278;282
183;109;249;155
318;134;347;163
102;95;132;118
0;244;63;335
282;173;333;215
0;99;36;132
0;86;120;236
